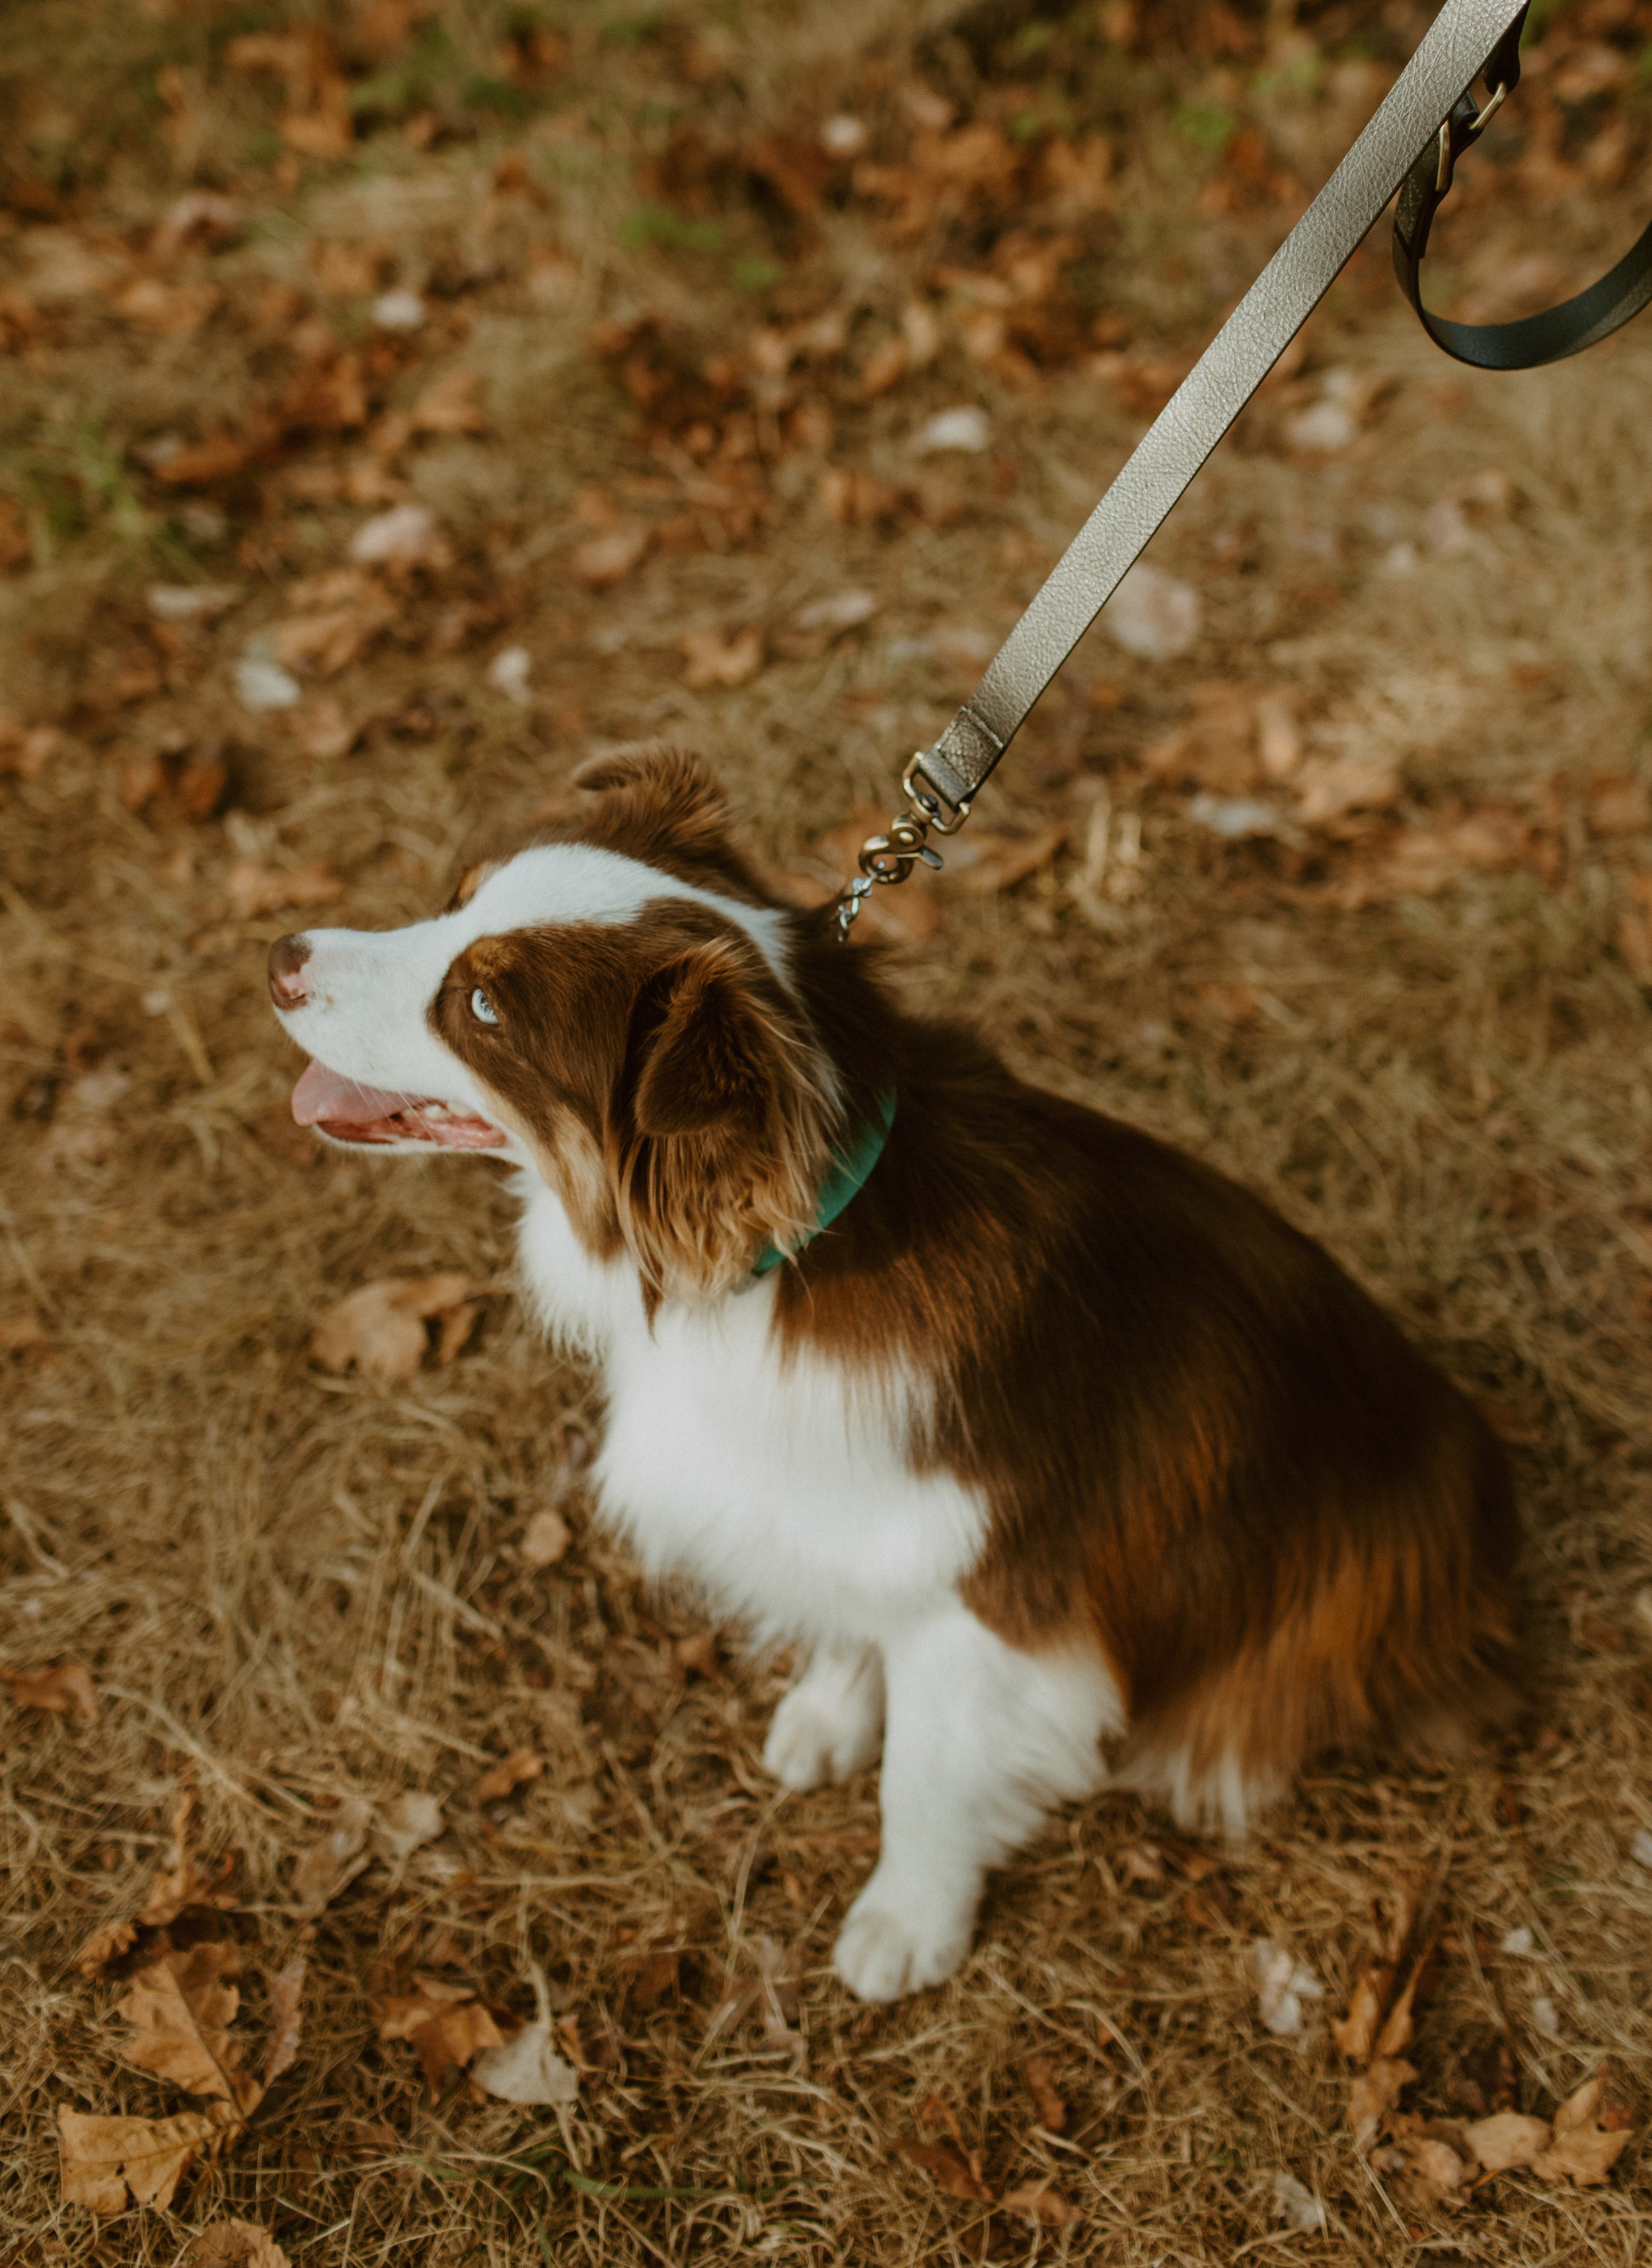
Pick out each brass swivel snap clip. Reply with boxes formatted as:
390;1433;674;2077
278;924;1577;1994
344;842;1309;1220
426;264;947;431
832;753;966;940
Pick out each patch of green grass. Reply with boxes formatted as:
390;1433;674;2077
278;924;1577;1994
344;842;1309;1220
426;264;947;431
466;72;538;117
732;254;782;293
73;420;149;540
1171;102;1234;151
1521;0;1575;42
620;201;726;253
600;11;665;45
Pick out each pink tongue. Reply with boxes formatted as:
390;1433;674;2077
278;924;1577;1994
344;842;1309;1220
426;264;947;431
291;1061;419;1127
289;1061;506;1148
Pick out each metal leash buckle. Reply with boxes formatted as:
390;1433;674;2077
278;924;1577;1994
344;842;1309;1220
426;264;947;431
1402;12;1524;264
1433;73;1507;198
832;752;969;939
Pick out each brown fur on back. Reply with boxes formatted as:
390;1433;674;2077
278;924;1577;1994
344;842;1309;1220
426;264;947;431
767;913;1521;1825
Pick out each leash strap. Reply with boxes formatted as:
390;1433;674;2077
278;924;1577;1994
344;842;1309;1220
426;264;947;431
838;0;1645;929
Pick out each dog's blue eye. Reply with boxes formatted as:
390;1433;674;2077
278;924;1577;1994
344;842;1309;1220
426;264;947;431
470;987;499;1025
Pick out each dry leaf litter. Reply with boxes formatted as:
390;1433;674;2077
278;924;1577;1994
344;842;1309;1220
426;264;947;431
5;0;1652;2259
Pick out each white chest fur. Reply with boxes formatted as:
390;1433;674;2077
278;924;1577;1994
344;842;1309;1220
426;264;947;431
514;1180;989;1645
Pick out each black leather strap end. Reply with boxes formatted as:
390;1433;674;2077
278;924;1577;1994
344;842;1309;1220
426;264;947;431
1394;11;1652;372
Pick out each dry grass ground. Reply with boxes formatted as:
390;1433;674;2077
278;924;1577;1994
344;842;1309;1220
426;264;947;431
5;0;1652;2261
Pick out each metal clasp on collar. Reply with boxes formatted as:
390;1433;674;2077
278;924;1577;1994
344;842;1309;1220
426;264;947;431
833;752;971;939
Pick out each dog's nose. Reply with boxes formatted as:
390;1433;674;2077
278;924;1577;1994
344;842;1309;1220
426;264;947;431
268;933;313;1009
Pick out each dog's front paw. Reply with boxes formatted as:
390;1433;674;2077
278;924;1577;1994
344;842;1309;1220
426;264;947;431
762;1661;882;1792
833;1883;972;2002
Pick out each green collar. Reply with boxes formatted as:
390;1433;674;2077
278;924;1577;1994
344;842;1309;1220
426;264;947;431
750;1087;897;1278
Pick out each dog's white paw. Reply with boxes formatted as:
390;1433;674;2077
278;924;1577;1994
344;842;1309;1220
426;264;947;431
762;1666;882;1793
833;1884;972;2002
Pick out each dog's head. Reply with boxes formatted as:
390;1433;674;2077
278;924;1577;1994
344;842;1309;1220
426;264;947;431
269;750;841;1300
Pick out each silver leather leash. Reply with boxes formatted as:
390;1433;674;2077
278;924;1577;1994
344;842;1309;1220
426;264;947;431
835;0;1650;933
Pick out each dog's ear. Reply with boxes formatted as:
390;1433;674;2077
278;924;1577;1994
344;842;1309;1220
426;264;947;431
572;747;733;863
612;936;829;1301
628;943;774;1138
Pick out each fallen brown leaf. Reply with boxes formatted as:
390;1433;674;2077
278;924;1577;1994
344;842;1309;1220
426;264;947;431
227;28;353;158
568;523;650;587
1293;752;1402;827
346;504;451;573
959;822;1066;893
112;275;221;336
75;1919;139;1977
261;1957;306;2090
1332;1963;1395;2061
57;2104;228;2215
409;369;488;436
769;587;878;657
184;2223;290;2267
287;698;365;762
681;626;764;689
673;1630;720;1681
1117;1841;1167;1885
290;1794;373;1915
227;860;345;922
1374;2131;1466;2202
0;497;31;573
1348;2057;1417;2148
1531;2064;1637;2186
999;2179;1081;2226
6;1659;98;1720
818;467;909;527
1555;2070;1608;2133
156;432;260;488
0;717;60;779
139;1784;234;1929
1618;875;1652;980
1588;773;1650;837
1340;809;1536;906
1371;1944;1437;2063
519;1506;572;1568
1180;1885;1230;1930
1463;2110;1551;2173
272;575;396;677
916;2093;967;2142
1141;682;1263;794
1198;980;1261;1027
895;2139;993;2203
118;1943;250;2105
151;190;242;259
474;1747;544;1805
377;1979;506;2095
1020;2054;1067;2133
309;1272;477;1383
1534;2123;1634;2186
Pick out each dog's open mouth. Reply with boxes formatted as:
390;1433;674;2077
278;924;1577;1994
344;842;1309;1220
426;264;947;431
291;1061;508;1150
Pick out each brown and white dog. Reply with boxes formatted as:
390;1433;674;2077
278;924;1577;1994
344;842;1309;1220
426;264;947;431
268;749;1520;2001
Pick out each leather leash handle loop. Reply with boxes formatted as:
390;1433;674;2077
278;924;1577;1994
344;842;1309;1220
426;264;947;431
1393;7;1652;369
